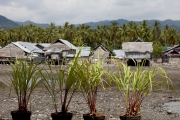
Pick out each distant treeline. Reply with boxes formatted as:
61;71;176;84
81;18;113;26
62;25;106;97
0;20;179;51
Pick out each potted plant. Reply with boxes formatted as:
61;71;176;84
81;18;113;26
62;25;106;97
40;51;81;120
75;58;106;120
109;62;172;120
8;59;41;120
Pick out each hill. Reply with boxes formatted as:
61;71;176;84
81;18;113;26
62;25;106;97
83;19;180;29
0;15;19;30
1;15;180;30
16;20;49;28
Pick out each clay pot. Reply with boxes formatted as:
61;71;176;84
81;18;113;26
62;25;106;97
119;114;141;120
11;110;31;120
51;112;73;120
83;114;105;120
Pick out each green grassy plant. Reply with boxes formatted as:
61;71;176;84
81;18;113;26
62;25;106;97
109;62;172;116
9;60;41;112
75;58;106;116
40;51;81;114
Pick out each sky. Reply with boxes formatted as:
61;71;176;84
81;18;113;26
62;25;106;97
0;0;180;25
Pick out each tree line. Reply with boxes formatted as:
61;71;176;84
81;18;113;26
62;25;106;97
0;20;180;57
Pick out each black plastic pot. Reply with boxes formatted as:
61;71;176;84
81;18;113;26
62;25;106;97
51;112;73;120
11;110;31;120
83;114;105;120
119;114;141;120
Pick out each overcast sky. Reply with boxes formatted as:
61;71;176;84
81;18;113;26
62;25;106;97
0;0;180;25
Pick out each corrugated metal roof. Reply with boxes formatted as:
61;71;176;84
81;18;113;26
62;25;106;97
34;43;51;48
12;41;44;53
65;50;90;58
122;42;153;52
46;50;62;53
77;47;91;51
76;47;91;57
60;39;77;50
80;50;91;57
164;45;180;52
113;49;125;58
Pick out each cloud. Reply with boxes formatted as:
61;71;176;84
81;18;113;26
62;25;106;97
0;0;180;25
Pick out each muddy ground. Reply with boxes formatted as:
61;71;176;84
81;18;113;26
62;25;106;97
0;63;180;120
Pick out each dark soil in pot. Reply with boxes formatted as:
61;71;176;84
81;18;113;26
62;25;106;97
11;110;31;120
83;114;105;120
51;112;73;120
119;114;141;120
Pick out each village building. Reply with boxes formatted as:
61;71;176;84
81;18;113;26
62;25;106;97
33;43;51;51
91;44;113;64
162;44;180;64
122;38;153;66
64;47;91;64
0;41;44;64
113;49;125;59
43;39;77;64
108;49;125;64
77;47;91;58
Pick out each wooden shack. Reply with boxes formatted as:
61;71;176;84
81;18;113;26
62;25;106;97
0;41;44;63
43;39;77;64
122;39;153;66
162;45;180;64
91;44;113;63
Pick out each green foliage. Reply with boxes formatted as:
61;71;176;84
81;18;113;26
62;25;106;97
75;58;106;115
152;44;166;58
109;62;172;116
40;50;81;113
1;16;180;49
9;60;41;112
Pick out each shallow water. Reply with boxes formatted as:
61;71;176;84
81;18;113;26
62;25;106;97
163;101;180;115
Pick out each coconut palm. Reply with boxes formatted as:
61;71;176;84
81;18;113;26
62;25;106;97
128;21;139;41
152;21;161;43
168;28;178;45
119;24;129;42
163;24;170;46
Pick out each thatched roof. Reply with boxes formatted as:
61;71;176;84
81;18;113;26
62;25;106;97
122;42;153;52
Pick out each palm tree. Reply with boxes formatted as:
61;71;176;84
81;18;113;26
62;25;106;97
163;24;170;46
46;22;57;43
119;24;129;43
128;21;139;41
141;27;151;41
168;28;177;45
110;21;119;49
152;21;161;42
